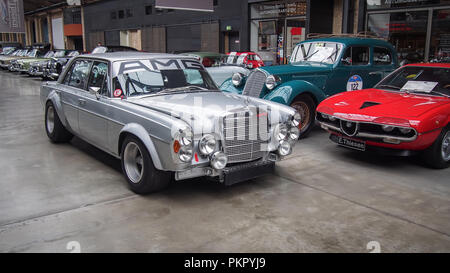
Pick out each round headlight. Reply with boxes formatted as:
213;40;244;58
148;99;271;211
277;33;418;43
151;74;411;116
274;124;288;142
321;113;329;120
382;125;395;132
265;75;279;90
291;112;301;127
289;126;300;140
211;151;228;170
179;128;193;146
278;140;292;156
232;73;243;87
179;146;193;162
399;128;412;134
199;134;216;156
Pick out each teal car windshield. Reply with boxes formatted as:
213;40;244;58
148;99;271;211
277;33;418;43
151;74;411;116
290;42;343;64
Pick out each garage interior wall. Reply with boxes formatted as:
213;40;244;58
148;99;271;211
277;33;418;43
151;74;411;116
166;24;201;53
141;26;166;52
88;31;105;51
201;22;219;52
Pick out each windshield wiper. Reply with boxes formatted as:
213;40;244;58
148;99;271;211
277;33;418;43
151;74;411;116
319;49;338;63
377;84;401;90
158;85;210;93
408;90;450;98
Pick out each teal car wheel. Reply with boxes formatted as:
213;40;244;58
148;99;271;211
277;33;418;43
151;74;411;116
290;94;316;139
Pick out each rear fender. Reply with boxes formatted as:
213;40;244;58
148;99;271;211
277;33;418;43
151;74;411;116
45;89;68;127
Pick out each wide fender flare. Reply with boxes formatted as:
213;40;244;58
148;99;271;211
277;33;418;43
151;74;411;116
119;123;163;170
45;90;68;127
219;78;244;94
263;80;327;106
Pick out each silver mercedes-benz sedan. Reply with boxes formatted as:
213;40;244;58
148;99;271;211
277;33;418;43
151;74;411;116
40;52;300;194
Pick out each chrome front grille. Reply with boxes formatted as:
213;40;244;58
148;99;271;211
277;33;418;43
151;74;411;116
222;109;269;163
242;70;266;98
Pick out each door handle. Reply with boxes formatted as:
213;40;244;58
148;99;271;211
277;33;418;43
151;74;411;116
78;99;86;106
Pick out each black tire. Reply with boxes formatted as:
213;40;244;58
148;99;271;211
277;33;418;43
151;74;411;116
423;126;450;169
290;94;316;139
45;101;73;143
121;135;171;194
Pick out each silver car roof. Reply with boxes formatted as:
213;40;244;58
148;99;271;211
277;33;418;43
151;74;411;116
78;52;196;62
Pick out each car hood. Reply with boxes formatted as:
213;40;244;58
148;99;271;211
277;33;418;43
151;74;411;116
260;62;332;76
125;91;294;128
318;88;450;120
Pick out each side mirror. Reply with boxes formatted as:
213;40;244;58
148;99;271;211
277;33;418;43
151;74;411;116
89;86;101;99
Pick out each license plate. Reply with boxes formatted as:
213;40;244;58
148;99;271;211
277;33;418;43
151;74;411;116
331;135;366;151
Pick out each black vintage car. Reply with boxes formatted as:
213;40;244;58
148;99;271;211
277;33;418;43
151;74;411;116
43;45;138;80
43;50;80;80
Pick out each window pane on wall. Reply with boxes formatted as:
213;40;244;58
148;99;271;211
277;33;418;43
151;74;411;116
430;9;450;63
368;11;428;64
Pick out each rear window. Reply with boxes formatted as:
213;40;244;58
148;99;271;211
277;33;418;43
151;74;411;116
374;47;392;65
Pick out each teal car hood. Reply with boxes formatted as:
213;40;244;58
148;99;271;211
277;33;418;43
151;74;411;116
260;62;332;76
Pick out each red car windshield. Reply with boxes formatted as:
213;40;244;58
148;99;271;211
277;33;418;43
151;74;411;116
376;66;450;97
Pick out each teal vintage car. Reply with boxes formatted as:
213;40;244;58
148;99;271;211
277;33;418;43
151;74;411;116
221;36;399;137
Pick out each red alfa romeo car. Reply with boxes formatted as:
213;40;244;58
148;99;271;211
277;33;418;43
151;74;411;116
316;63;450;169
227;52;265;68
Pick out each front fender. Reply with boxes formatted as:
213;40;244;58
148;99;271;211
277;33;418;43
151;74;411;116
119;123;163;170
219;78;244;94
263;80;327;106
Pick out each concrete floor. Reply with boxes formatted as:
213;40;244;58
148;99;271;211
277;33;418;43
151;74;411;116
0;70;449;253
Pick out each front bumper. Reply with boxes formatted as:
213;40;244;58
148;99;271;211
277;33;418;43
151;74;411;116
174;156;277;185
329;133;418;156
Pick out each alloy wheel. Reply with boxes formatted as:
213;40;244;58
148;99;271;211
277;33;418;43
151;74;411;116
124;142;145;183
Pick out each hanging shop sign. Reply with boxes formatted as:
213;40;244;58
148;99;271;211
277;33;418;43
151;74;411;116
0;0;24;33
251;1;307;19
367;0;441;10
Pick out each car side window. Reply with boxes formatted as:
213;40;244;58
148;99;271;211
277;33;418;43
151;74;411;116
342;46;370;66
87;61;109;96
67;60;92;89
373;47;392;65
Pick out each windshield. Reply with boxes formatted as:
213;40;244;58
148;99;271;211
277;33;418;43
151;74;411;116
113;59;218;97
27;49;38;57
68;51;79;57
54;50;66;57
44;51;55;58
376;66;450;97
92;46;107;54
290;42;343;64
1;47;15;55
226;53;247;65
